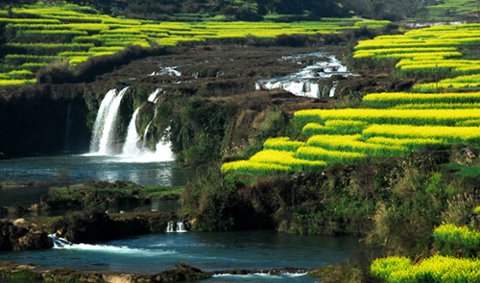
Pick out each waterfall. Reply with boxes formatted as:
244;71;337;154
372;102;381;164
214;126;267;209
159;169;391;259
121;108;141;156
166;221;187;233
166;221;174;232
255;53;358;98
329;82;338;97
89;87;175;162
176;221;187;232
90;89;117;152
148;88;161;103
142;88;160;149
48;234;158;254
48;234;73;248
63;100;74;153
154;129;175;162
142;122;153;148
97;87;129;155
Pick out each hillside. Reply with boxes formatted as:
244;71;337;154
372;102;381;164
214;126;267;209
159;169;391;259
2;0;480;282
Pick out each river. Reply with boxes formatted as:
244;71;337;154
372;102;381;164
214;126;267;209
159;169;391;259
0;230;371;282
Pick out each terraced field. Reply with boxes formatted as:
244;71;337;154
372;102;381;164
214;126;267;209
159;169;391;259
0;2;390;86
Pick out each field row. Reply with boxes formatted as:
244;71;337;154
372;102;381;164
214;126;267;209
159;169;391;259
413;74;480;92
353;23;480;80
363;92;480;107
294;108;480;126
222;87;480;176
371;255;480;282
222;121;480;175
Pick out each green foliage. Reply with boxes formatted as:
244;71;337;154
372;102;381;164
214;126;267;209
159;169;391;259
444;163;480;177
433;223;480;250
182;167;241;231
372;255;480;283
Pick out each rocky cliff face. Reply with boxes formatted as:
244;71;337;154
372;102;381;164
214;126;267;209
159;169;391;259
0;40;402;160
0;84;91;156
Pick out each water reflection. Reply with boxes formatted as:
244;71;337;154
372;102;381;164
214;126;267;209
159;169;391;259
0;154;195;186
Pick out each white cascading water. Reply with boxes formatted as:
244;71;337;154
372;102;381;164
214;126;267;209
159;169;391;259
149;66;181;77
121;108;141;156
90;88;175;162
97;87;129;155
166;221;187;233
148;88;161;103
255;53;358;98
329;82;338;97
141;88;158;148
48;234;164;254
142;122;153;148
176;221;187;232
154;126;175;161
90;89;117;152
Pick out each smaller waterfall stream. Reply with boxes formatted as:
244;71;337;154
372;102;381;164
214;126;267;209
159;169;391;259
97;87;129;155
90;89;117;152
122;108;141;156
166;221;187;233
255;52;358;98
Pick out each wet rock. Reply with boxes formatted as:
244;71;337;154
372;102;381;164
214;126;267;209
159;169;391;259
1;261;209;283
0;206;7;217
150;262;211;282
52;210;176;243
17;230;53;250
0;221;52;251
0;221;27;251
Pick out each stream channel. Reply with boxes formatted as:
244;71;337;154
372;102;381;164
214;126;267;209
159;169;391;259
0;52;371;282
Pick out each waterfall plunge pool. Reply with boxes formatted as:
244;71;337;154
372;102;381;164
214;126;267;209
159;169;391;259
0;154;194;187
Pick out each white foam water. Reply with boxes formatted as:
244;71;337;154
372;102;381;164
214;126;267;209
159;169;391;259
96;87;130;155
166;221;187;233
89;88;175;163
256;53;358;98
149;66;181;77
122;108;141;157
90;89;117;153
48;234;174;256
